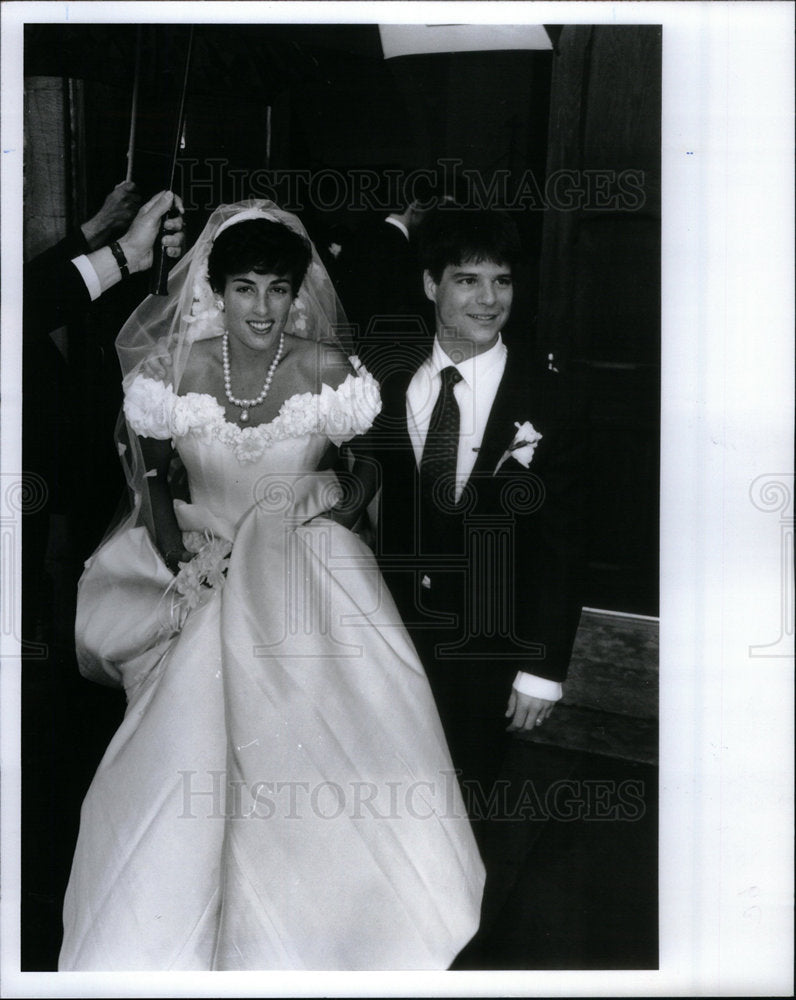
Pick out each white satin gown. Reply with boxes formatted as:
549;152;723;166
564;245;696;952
60;367;484;971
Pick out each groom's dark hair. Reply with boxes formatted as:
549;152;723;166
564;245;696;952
417;208;523;283
208;219;312;296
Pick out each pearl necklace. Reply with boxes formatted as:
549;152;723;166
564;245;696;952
222;330;284;422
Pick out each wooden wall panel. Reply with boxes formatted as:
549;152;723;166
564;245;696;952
537;25;661;615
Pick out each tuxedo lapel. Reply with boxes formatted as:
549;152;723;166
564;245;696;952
470;354;532;480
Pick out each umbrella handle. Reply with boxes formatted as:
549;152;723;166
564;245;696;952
149;26;194;296
125;27;142;182
149;206;181;295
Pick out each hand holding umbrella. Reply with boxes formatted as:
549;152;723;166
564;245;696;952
116;190;185;276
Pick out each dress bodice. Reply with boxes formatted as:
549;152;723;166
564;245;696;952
175;431;329;527
123;366;380;528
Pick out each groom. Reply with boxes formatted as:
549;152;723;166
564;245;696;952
359;207;586;824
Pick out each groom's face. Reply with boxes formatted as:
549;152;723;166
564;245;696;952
424;258;514;359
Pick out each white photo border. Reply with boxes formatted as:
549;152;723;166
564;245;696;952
2;1;793;996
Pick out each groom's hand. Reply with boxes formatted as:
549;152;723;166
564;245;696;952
505;691;556;732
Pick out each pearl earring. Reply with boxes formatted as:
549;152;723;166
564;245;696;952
215;298;225;312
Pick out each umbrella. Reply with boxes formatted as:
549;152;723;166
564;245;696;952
379;24;552;58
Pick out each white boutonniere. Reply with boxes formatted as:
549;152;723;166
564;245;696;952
493;421;543;475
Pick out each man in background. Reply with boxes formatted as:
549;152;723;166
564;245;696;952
336;174;445;380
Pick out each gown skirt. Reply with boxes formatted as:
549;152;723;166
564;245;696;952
61;469;484;970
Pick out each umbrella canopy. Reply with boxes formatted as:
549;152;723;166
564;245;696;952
24;23;399;189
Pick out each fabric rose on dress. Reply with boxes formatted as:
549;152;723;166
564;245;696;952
123;376;173;439
279;392;320;437
215;421;239;450
172;392;225;439
235;428;268;464
324;371;382;446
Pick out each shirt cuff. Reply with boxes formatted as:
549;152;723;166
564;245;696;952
512;671;563;702
71;254;102;301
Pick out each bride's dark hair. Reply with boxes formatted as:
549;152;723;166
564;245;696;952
208;218;312;296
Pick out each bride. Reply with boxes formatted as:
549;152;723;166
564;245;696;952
59;201;484;971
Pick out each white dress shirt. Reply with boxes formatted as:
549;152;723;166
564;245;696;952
72;248;128;302
407;335;562;703
71;255;102;300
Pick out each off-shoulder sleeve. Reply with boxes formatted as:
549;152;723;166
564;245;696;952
320;360;382;447
123;375;174;440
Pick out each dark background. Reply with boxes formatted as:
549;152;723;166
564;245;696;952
22;22;660;969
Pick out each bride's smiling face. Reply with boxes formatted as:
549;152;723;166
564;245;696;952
223;270;293;353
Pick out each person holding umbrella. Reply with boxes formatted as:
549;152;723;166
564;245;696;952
24;185;185;340
22;185;186;643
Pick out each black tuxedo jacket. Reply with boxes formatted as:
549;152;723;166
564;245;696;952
24;232;92;341
23;233;93;505
367;348;587;686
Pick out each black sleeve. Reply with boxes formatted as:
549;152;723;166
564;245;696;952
24;232;92;340
516;374;590;683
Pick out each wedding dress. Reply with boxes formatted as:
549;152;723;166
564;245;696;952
60;368;484;970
